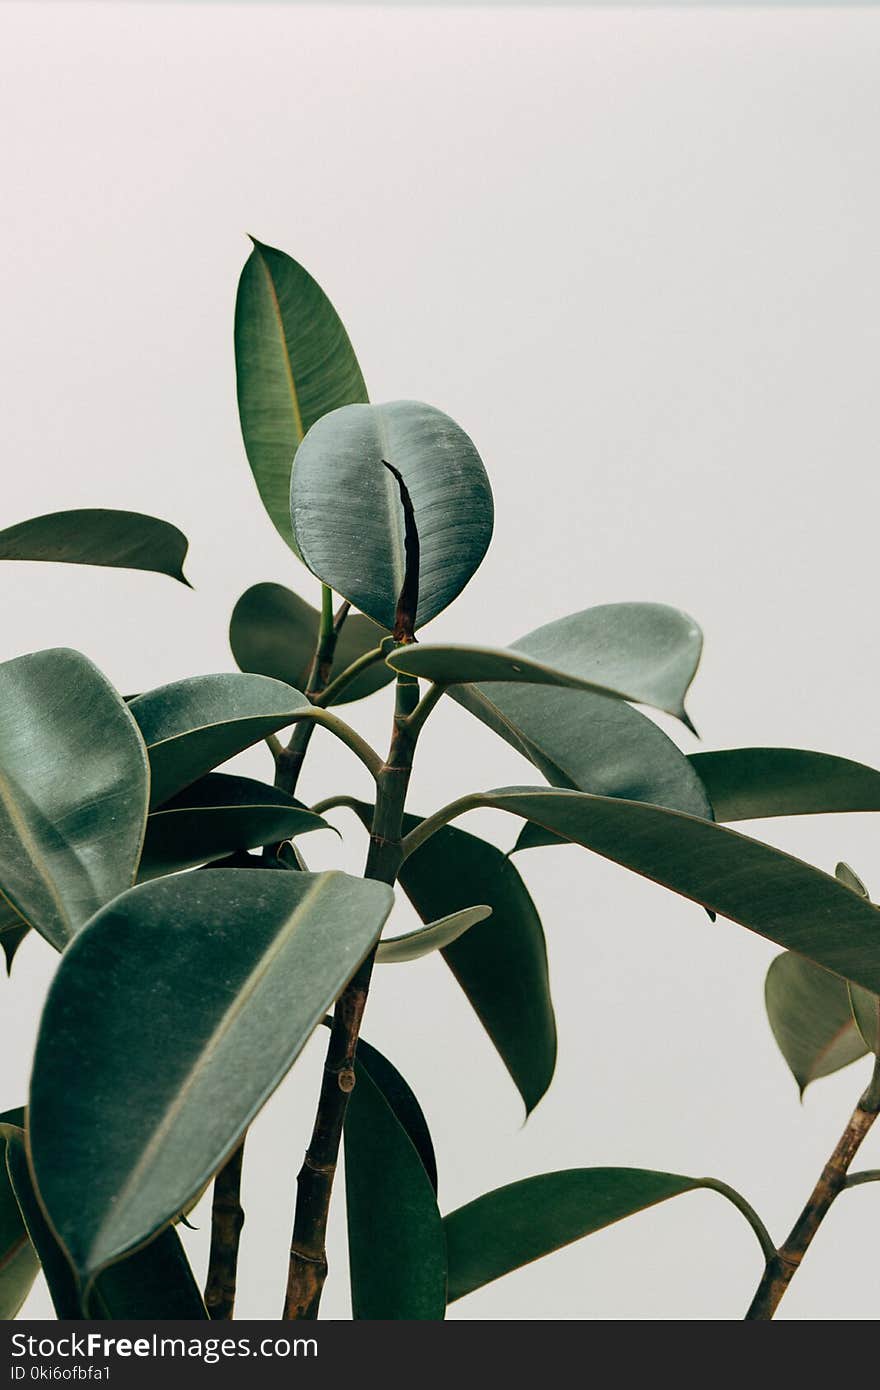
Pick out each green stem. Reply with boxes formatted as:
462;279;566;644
276;709;383;789
697;1178;776;1264
283;673;419;1320
405;680;446;739
312;646;387;709
399;790;485;860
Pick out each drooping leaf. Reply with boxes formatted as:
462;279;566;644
138;773;331;880
234;239;368;553
350;802;555;1114
128;672;310;808
5;1131;207;1319
0;510;191;586
376;905;491;964
0;649;149;950
345;1058;446;1319
420;787;880;994
354;1037;438;1193
765;953;868;1096
390;602;701;727
29;869;393;1283
290;400;494;631
690;748;880;821
444;1168;762;1303
0;1110;39;1318
229;582;392;703
0;901;30;975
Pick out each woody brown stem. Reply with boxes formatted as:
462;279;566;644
204;1139;246;1319
283;674;418;1319
745;1055;880;1319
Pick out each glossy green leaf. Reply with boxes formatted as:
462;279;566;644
422;787;880;993
138;773;331;880
690;748;880;821
444;1168;760;1303
0;1110;39;1318
234;239;367;553
376;905;491;964
765;953;868;1096
355;1037;438;1193
390;602;701;727
229;582;392;704
29;869;393;1283
5;1131;207;1319
290;400;494;630
0;510;191;585
129;672;310;808
350;802;555;1113
345;1057;446;1319
0;649;149;950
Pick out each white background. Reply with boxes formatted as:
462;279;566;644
2;2;880;1320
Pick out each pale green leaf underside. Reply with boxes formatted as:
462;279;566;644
377;905;491;964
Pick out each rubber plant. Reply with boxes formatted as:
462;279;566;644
1;239;879;1323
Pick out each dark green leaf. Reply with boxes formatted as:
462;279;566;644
424;787;880;994
390;602;701;727
0;1110;39;1318
376;905;491;964
351;802;555;1114
139;773;331;880
5;1131;207;1318
765;953;868;1096
234;239;367;553
690;748;880;821
229;582;392;704
290;401;493;630
354;1038;438;1193
0;902;30;975
29;869;393;1283
128;672;310;808
444;1168;757;1303
0;510;191;586
0;649;149;949
345;1058;446;1319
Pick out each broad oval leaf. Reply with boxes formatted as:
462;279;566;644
350;802;555;1114
390;602;701;727
138;773;331;880
128;672;310;808
234;239;367;553
765;953;868;1096
5;1131;207;1319
290;400;494;630
229;582;392;704
0;510;191;586
690;748;880;821
377;905;491;964
345;1056;446;1319
425;787;880;994
0;649;149;949
0;1111;39;1318
29;869;393;1282
444;1168;763;1303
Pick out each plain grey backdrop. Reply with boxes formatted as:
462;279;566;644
2;2;880;1320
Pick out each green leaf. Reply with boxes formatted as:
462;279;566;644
290;401;494;631
390;602;702;727
128;672;310;808
29;868;393;1283
376;905;491;964
234;239;368;553
421;787;880;994
229;582;392;704
765;953;868;1096
0;510;191;586
0;1111;39;1318
689;748;880;821
849;984;880;1055
456;680;712;856
345;1057;446;1319
0;901;30;975
354;1037;438;1193
0;649;150;950
138;773;332;880
444;1168;761;1303
351;803;555;1113
5;1130;207;1319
